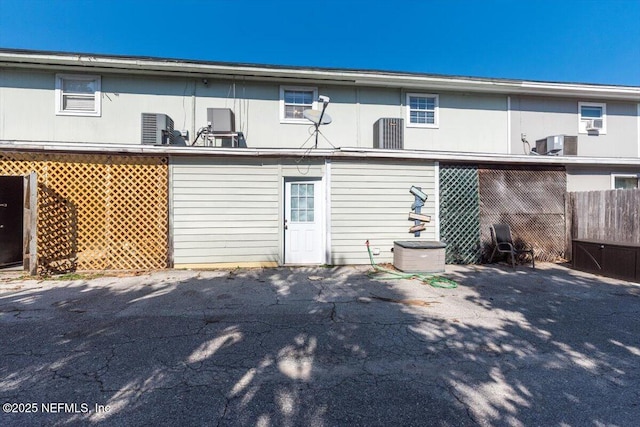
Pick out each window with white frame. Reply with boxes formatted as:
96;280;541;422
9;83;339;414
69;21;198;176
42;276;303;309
578;102;606;134
612;174;639;189
406;93;439;128
55;74;101;116
280;86;317;123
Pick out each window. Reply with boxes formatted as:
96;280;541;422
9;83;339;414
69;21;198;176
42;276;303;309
290;183;315;222
56;74;101;116
578;102;606;134
406;93;439;128
280;86;317;123
612;174;639;189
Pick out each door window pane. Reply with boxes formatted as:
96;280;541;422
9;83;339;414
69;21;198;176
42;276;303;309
290;183;315;223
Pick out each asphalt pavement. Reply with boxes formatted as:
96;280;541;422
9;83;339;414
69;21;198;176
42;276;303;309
1;263;639;426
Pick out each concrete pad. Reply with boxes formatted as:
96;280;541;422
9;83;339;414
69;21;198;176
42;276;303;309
1;263;639;426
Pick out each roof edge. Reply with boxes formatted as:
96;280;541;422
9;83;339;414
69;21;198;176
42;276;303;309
0;48;638;100
2;141;640;167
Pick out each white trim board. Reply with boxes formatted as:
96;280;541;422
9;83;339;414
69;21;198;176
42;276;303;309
2;141;640;167
507;96;512;155
434;161;440;241
324;159;332;265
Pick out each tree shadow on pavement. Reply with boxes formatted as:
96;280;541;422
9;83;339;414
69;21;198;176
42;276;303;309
0;263;638;426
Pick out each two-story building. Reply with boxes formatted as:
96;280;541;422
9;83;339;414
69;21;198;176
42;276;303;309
0;49;639;273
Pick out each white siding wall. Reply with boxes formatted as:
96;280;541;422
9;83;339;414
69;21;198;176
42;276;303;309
2;66;639;159
566;166;640;191
510;96;639;157
330;160;436;265
404;92;508;153
1;68;509;153
0;70;191;144
172;157;280;266
358;87;404;148
171;156;324;267
172;156;435;267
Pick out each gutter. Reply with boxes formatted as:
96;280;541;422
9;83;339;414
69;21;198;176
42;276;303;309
2;140;640;167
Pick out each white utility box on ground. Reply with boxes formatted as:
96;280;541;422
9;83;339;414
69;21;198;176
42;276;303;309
393;241;446;273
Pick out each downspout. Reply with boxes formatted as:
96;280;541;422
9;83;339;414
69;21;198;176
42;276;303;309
356;88;361;147
191;80;197;143
434;161;440;241
167;156;174;267
325;158;332;264
507;96;512;155
278;163;284;264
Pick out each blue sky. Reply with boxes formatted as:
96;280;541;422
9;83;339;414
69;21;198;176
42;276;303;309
0;0;639;85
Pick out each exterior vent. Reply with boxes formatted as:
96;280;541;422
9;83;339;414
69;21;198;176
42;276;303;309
373;118;404;150
207;108;235;133
535;135;577;156
141;113;175;145
585;119;603;131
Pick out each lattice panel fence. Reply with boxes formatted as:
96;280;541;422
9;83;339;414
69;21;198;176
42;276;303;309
440;165;481;264
479;166;566;262
0;152;168;273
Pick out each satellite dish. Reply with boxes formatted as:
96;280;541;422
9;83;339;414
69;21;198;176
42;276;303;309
303;109;332;125
302;95;332;148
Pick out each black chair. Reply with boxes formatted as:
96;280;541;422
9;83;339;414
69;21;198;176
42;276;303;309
489;224;535;268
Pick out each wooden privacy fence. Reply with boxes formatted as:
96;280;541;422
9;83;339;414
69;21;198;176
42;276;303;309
479;166;566;262
440;164;567;263
0;151;169;273
567;189;640;259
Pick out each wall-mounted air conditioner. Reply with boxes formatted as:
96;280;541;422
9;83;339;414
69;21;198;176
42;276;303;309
141;113;175;145
373;118;404;150
207;108;235;133
535;135;577;156
585;119;604;132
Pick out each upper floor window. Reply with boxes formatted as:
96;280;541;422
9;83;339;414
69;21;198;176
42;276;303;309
612;174;639;189
578;102;606;134
55;74;101;116
280;86;317;123
406;93;439;128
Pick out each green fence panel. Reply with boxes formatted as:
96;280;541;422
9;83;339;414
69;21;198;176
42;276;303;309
440;165;481;264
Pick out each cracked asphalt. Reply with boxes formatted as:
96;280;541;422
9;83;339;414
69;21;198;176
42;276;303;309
1;263;639;426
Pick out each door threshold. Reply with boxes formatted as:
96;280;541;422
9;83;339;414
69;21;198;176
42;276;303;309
283;263;324;267
0;263;23;271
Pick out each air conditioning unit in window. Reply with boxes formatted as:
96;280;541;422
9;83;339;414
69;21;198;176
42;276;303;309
141;113;175;145
535;135;577;156
585;119;603;131
373;118;404;150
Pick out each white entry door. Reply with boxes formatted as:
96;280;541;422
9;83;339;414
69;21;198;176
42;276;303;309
285;179;324;264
